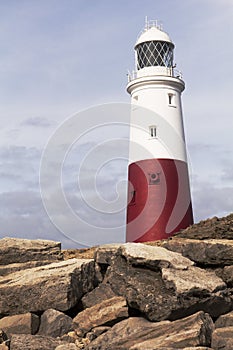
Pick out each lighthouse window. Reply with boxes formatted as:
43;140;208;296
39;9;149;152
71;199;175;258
149;126;157;138
168;94;173;105
136;41;174;69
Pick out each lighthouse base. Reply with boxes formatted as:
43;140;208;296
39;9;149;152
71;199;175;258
126;158;193;242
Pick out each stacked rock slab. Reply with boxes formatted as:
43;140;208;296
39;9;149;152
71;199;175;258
0;258;96;315
85;311;214;349
0;237;63;265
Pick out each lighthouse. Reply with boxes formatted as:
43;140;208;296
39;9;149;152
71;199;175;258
126;20;193;243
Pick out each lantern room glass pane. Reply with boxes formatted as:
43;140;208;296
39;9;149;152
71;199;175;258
136;41;174;69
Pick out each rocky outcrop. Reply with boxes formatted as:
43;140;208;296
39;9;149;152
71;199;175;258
175;214;233;240
0;213;233;349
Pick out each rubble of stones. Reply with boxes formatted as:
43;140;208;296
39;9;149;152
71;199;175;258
0;213;233;350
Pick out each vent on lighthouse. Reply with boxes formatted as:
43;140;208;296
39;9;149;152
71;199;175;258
148;172;161;185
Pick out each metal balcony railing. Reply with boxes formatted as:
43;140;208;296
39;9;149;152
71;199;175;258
127;68;183;83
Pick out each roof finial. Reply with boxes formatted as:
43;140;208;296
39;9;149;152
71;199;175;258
144;18;163;31
145;16;148;30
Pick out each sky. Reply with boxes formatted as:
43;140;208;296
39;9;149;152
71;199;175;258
0;0;232;248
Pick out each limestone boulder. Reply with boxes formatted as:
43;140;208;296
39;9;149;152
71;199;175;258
161;266;225;294
0;344;9;350
0;238;63;265
103;252;228;321
118;242;194;269
215;310;233;328
0;313;39;335
211;327;233;350
0;329;10;347
0;259;95;316
182;348;213;350
95;242;194;269
222;265;233;287
163;238;233;266
73;296;128;337
81;283;116;309
0;261;56;277
94;244;122;265
10;334;68;350
55;345;78;350
86;311;214;350
37;309;73;337
86;326;111;341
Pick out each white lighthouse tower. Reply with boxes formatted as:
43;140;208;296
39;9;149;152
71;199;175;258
126;20;193;243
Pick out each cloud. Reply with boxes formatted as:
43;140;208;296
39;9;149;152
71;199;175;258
0;189;93;248
0;146;41;192
21;117;55;128
0;1;232;248
192;182;233;222
0;141;127;247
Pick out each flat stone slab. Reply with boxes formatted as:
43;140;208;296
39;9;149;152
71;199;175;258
162;266;226;294
0;237;63;265
0;312;39;335
0;258;95;315
86;311;214;349
119;243;194;269
73;296;128;337
95;242;194;269
0;261;55;277
163;238;233;266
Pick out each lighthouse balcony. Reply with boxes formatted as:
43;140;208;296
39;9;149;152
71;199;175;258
127;66;183;83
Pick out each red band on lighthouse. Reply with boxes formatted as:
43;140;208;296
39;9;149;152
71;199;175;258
126;158;193;242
